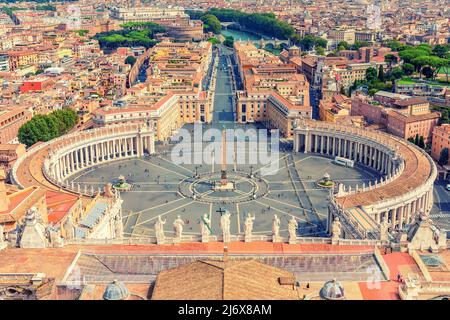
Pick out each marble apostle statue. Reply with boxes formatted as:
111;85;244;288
201;213;211;241
288;216;298;244
220;210;231;243
331;217;342;239
244;213;255;241
380;215;389;242
272;214;281;242
331;217;342;244
154;215;166;244
114;213;124;239
173;215;185;241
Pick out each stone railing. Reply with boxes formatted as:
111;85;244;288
64;235;335;246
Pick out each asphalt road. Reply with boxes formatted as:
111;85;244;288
212;49;235;123
431;178;450;231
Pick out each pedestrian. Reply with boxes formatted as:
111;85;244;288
397;274;401;282
306;283;310;289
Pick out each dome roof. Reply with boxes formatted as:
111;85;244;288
103;280;130;300
320;279;345;300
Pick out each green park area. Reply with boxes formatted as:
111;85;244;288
93;22;166;49
397;77;450;87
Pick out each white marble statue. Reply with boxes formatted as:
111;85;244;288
154;215;166;244
272;214;281;240
220;210;231;243
288;216;298;243
114;213;123;239
244;213;255;240
380;215;389;242
173;215;185;240
331;217;342;240
201;213;211;238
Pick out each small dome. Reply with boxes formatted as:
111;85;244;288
103;280;130;300
320;279;345;300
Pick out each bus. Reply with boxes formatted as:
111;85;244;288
334;156;354;168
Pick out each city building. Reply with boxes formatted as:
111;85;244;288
431;124;450;165
351;92;440;143
0;107;33;144
0;143;26;172
234;42;311;138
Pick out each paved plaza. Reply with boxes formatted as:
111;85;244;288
71;146;381;238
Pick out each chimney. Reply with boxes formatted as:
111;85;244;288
0;169;10;212
223;246;229;262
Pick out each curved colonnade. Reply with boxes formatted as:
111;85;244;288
11;124;155;196
293;120;437;240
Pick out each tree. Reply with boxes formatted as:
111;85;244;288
387;67;404;81
418;136;425;149
299;35;314;51
378;65;385;82
402;63;415;75
18;109;78;147
207;37;220;45
398;49;430;65
365;67;378;82
384;54;398;68
411;55;448;79
439;148;449;166
351;41;371;50
386;40;405;51
201;14;221;34
125;55;136;66
432;44;450;58
315;46;325;56
223;36;234;48
337;41;349;50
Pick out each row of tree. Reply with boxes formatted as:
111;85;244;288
188;8;295;40
93;24;165;49
393;43;449;80
407;134;426;149
18;109;79;148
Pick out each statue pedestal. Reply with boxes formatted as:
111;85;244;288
272;235;282;243
201;235;210;243
331;237;339;245
244;235;252;243
0;242;7;251
156;238;165;245
288;237;297;244
173;237;181;244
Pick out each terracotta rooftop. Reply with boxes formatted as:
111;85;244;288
152;259;299;300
